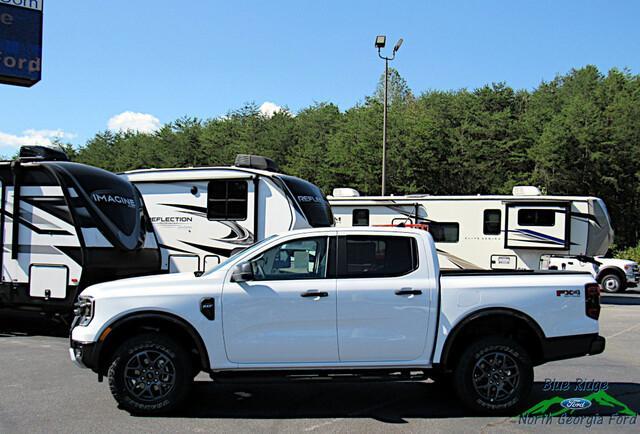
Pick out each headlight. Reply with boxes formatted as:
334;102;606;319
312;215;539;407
74;296;94;326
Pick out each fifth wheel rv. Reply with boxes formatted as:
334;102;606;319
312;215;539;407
329;186;613;271
0;146;161;317
122;155;334;274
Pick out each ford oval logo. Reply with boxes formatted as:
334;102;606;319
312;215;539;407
560;398;592;410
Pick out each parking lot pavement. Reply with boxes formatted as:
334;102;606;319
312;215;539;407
1;296;638;434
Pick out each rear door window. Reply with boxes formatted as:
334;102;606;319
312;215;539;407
338;235;418;278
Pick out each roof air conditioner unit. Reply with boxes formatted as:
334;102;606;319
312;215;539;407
19;145;69;162
332;188;360;197
512;186;542;196
234;154;279;172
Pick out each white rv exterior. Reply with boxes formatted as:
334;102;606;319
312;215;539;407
329;187;613;271
122;156;334;274
0;147;161;316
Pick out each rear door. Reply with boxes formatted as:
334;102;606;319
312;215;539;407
505;202;570;250
336;234;430;362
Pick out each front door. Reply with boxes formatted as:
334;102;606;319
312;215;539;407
336;234;430;362
222;235;338;364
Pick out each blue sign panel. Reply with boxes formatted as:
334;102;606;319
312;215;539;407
0;1;43;87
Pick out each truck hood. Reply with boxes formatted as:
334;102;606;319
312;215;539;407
80;271;214;299
595;257;637;268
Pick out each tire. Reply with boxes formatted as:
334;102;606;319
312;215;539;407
108;333;192;415
452;336;533;415
599;273;625;293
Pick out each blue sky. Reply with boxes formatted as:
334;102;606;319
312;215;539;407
1;0;639;154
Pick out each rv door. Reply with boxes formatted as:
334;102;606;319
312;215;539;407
505;202;570;250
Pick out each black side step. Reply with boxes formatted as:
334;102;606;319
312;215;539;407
210;369;430;384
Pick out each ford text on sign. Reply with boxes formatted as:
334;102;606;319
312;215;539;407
0;0;43;86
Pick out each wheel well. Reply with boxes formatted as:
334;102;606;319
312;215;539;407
97;314;209;376
597;267;625;283
441;312;544;369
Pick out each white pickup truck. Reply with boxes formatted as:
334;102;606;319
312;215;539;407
547;255;639;293
70;227;605;415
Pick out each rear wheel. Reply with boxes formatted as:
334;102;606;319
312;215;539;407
452;336;533;415
600;273;625;293
108;333;192;415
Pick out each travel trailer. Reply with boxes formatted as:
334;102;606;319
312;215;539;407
0;146;161;317
329;186;613;271
0;148;332;317
122;154;334;274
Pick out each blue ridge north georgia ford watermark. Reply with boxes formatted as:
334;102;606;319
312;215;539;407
517;378;638;428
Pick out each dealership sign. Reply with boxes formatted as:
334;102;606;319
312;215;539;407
0;0;43;86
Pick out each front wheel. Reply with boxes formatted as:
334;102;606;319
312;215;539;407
600;273;625;293
108;334;192;415
452;336;533;415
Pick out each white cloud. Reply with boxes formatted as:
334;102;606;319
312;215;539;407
259;101;284;118
0;129;76;150
107;111;161;134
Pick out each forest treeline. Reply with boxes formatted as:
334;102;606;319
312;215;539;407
66;66;640;248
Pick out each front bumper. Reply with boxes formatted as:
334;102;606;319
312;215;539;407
541;333;605;363
625;273;639;287
69;340;98;371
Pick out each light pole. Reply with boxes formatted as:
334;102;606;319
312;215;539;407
375;35;403;196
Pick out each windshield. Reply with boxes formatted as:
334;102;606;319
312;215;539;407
202;234;278;276
279;175;334;227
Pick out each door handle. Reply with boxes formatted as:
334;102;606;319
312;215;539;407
395;288;422;296
301;290;329;298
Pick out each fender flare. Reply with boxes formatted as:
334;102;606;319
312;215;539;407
439;307;546;367
97;311;211;372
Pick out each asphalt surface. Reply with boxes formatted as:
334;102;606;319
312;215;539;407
1;291;639;434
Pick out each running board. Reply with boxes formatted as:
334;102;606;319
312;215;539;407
210;369;430;384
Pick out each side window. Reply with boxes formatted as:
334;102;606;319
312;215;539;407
518;209;555;226
483;209;501;235
352;209;370;226
339;235;418;278
250;237;328;281
207;180;248;221
429;223;459;243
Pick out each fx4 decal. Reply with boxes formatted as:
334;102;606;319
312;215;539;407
557;289;581;297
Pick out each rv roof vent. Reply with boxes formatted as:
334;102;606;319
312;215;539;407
332;188;360;197
19;146;69;162
512;186;542;196
234;154;279;172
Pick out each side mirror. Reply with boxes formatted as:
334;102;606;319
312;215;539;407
231;262;254;282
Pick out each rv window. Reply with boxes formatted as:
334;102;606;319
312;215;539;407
430;223;459;243
483;209;501;235
518;209;555;227
207;180;248;221
352;209;370;226
338;235;418;278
